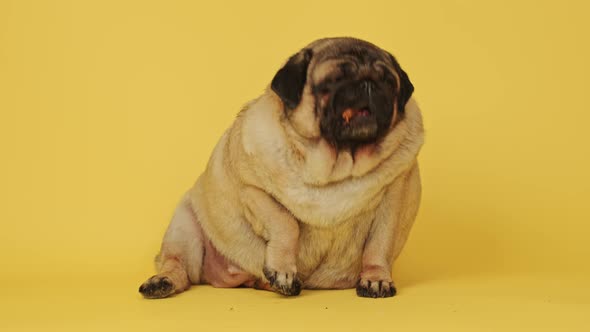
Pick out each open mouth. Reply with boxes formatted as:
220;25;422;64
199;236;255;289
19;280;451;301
337;107;378;143
342;108;371;124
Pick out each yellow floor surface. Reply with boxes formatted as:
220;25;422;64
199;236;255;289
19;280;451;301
2;272;589;331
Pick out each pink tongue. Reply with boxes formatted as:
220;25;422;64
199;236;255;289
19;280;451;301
358;109;370;117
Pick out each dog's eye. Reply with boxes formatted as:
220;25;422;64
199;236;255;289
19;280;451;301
326;75;344;84
382;72;397;86
374;62;396;85
314;77;341;94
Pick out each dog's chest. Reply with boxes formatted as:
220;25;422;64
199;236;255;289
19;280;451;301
275;175;386;228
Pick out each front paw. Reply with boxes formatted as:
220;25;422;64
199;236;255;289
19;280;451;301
139;275;176;299
263;266;302;296
356;278;396;298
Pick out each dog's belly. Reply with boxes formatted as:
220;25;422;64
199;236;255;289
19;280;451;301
197;209;375;290
296;210;375;289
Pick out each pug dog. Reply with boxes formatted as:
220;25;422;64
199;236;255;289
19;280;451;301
139;37;424;299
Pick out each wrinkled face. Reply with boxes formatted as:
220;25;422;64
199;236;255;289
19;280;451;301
271;38;413;148
312;51;399;146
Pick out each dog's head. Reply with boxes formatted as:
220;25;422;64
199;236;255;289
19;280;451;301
271;37;414;149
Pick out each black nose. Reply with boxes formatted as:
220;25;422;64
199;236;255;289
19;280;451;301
360;80;371;94
332;80;374;113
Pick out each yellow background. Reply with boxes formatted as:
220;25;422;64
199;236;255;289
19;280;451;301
1;0;589;330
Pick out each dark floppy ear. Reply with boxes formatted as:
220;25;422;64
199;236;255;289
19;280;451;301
387;53;414;113
271;48;313;110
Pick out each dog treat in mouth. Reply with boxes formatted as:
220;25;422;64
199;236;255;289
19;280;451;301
342;108;370;124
